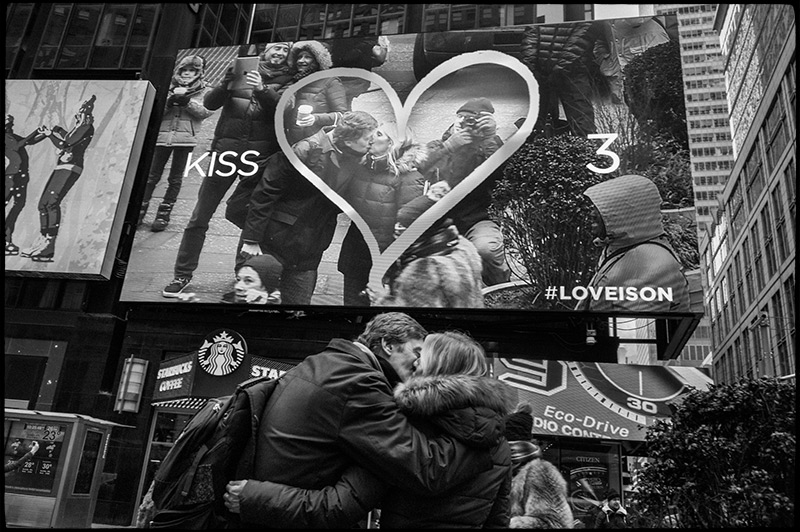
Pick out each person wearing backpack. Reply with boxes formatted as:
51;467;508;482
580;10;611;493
223;313;500;527
225;330;516;528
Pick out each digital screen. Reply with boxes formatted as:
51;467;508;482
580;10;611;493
120;16;701;316
4;421;69;494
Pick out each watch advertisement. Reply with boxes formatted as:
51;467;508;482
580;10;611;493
494;358;712;440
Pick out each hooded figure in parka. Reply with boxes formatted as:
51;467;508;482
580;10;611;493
229;332;516;528
578;174;690;313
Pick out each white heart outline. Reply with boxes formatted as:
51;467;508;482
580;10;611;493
275;51;538;298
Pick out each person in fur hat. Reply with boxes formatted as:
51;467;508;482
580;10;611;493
283;40;348;144
504;403;576;529
139;54;214;231
225;329;516;528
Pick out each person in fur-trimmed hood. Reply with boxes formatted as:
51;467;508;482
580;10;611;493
227;330;517;528
504;403;575;529
284;40;348;144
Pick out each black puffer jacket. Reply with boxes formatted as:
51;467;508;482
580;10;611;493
203;64;292;164
337;144;428;279
237;340;497;528
241;128;365;271
521;21;603;79
284;40;348;144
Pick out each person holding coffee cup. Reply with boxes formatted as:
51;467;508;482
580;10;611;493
295;104;315;127
283;40;347;145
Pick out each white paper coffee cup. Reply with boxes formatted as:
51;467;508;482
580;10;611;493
296;104;314;125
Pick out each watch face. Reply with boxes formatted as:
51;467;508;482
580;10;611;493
568;363;688;424
569;466;608;518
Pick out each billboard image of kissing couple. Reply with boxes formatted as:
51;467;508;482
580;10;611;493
120;14;703;316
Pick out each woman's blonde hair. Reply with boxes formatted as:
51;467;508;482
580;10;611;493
369;122;414;178
419;331;487;377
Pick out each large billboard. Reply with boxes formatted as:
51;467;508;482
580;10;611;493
5;80;155;279
120;16;701;315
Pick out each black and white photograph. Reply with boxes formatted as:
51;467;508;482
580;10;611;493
120;17;702;315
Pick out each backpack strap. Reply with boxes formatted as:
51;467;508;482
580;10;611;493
179;443;209;500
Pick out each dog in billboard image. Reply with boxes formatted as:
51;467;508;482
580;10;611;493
20;95;96;262
5;114;47;256
578;174;691;313
417;97;512;287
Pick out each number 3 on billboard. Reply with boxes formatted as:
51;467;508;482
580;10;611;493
586;133;620;174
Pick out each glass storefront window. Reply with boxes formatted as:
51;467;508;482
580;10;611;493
141;410;193;497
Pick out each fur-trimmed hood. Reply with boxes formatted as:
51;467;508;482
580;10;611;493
394;374;517;448
509;458;574;529
394;142;430;175
288;40;333;71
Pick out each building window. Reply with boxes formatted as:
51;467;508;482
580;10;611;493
4;278;86;310
194;3;250;48
741;328;754;378
760;205;777;278
770;291;792;377
784;159;796;238
742;236;755;303
770;183;789;263
33;3;157;70
251;4;407;43
5;3;36;71
749;222;765;293
744;141;765;209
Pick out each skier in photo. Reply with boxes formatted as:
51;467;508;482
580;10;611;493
5;114;46;256
21;95;96;262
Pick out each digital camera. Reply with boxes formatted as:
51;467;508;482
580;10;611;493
462;116;478;130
